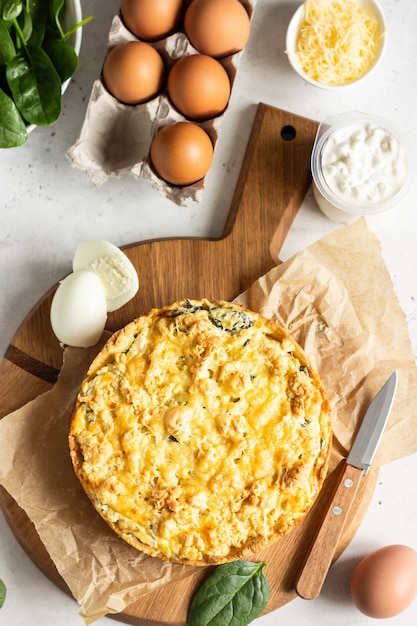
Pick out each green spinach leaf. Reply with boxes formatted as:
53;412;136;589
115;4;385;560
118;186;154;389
16;4;33;42
50;0;65;38
0;20;16;64
6;44;61;125
188;560;270;626
0;0;93;147
2;0;23;22
27;0;49;46
43;31;78;83
0;86;28;147
0;578;6;608
51;0;93;43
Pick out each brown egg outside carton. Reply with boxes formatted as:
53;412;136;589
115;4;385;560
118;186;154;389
68;1;256;203
350;545;417;619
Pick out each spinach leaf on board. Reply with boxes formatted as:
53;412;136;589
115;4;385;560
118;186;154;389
0;578;6;608
188;560;270;626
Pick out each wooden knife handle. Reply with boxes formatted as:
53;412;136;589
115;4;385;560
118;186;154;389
295;461;364;599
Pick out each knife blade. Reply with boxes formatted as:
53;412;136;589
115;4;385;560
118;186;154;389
295;370;398;600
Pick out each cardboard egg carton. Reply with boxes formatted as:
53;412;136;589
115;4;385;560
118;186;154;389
67;0;256;205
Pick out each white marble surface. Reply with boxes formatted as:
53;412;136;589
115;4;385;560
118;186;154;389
1;0;417;624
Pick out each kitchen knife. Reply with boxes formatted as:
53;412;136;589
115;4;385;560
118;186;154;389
295;370;398;600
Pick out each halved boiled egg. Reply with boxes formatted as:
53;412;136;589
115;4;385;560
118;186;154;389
72;240;139;312
50;271;108;348
50;240;139;347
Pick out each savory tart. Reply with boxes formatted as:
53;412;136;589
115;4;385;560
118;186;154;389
69;299;332;565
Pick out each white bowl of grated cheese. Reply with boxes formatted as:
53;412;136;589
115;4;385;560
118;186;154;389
311;112;413;224
285;0;386;89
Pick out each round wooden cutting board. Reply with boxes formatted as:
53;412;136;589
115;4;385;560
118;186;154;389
0;104;379;625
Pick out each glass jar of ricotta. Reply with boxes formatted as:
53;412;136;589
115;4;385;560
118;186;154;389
311;112;413;224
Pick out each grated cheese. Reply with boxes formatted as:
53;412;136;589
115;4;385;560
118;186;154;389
294;0;382;85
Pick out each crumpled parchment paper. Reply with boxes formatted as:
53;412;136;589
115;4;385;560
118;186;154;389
236;218;417;466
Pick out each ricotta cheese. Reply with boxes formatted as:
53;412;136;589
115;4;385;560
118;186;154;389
322;121;409;206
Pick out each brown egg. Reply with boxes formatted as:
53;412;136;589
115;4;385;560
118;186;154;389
184;0;251;58
120;0;183;41
168;54;231;120
102;41;164;105
150;122;214;185
351;545;417;618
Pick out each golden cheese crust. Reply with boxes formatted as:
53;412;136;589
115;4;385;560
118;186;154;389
69;299;332;565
